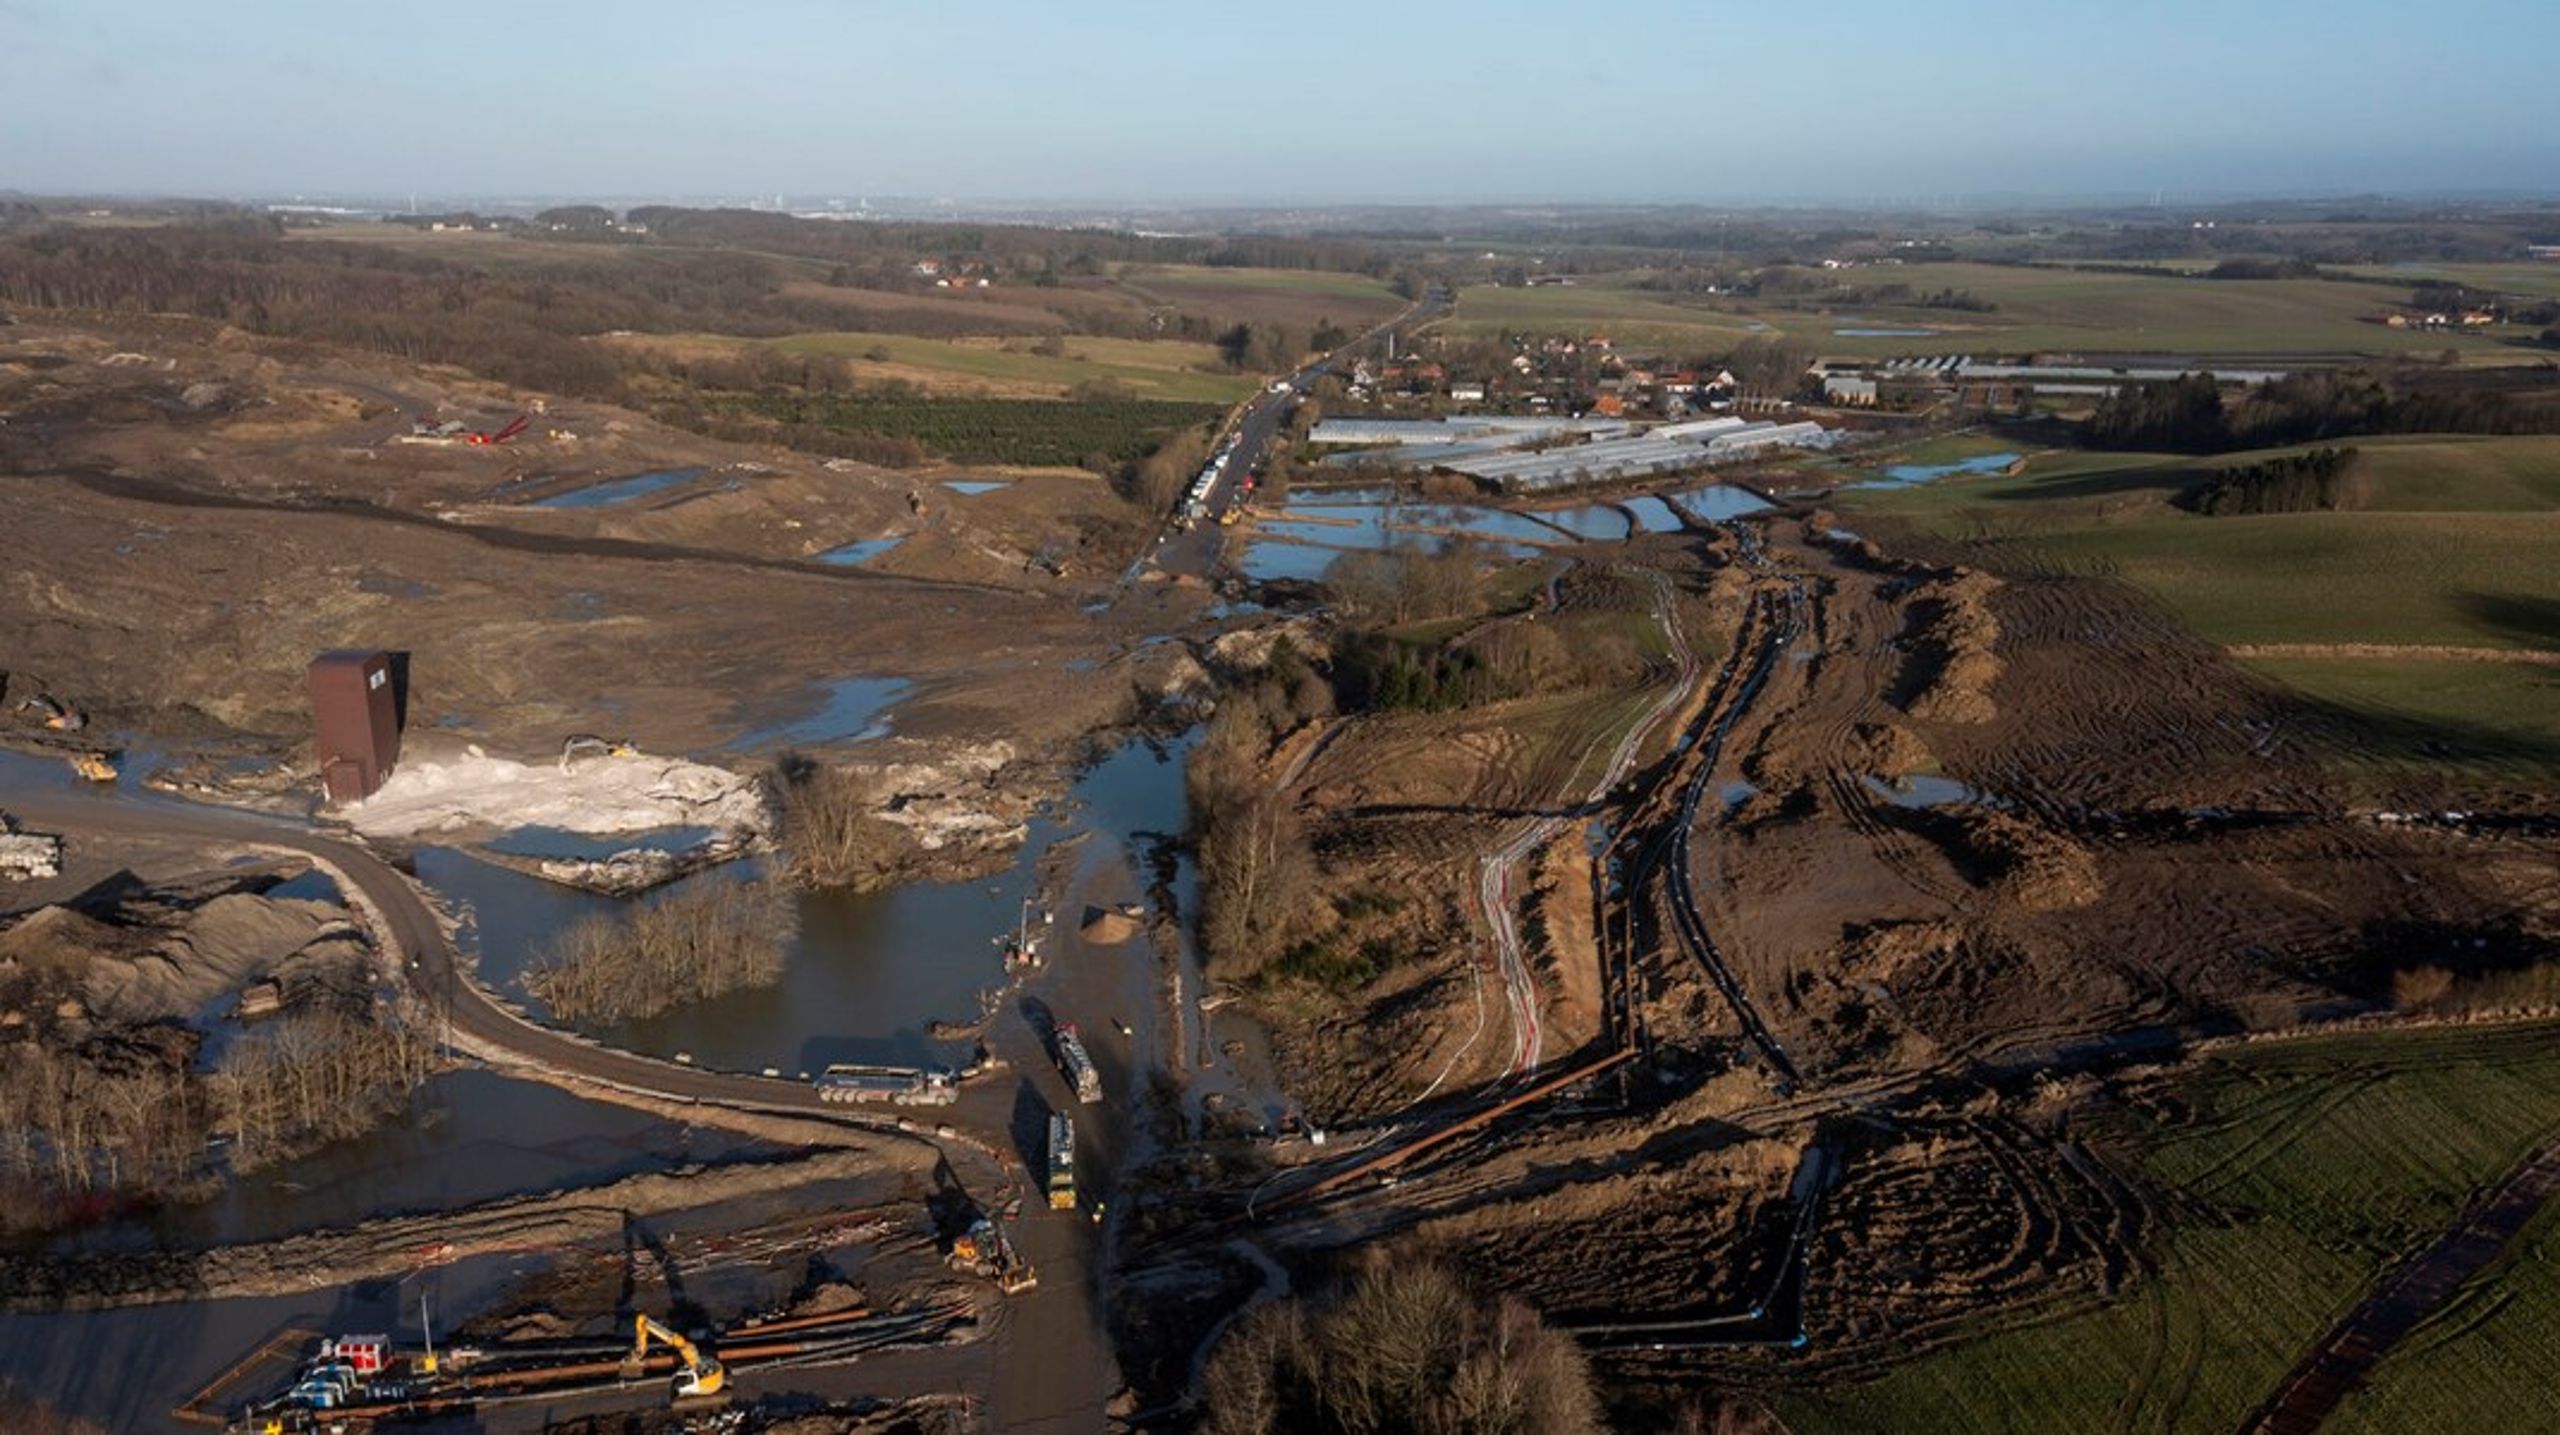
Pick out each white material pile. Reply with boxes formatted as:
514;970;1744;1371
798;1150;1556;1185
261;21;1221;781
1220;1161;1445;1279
347;752;771;841
0;818;63;880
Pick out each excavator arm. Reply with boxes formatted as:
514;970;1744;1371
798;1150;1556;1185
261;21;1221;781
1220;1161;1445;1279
629;1314;726;1398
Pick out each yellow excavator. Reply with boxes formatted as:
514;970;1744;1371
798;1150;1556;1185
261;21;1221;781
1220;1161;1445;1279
69;751;117;783
626;1313;725;1398
559;733;641;773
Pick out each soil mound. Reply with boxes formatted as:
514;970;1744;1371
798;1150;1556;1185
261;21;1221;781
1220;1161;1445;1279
1847;721;1934;778
1946;810;2102;912
1903;568;2004;725
1080;903;1141;945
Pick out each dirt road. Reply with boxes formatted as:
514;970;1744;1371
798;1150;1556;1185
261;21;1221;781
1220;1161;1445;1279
2243;1130;2560;1434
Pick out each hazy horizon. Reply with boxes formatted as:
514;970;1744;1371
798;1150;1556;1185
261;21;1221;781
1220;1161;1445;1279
6;0;2558;204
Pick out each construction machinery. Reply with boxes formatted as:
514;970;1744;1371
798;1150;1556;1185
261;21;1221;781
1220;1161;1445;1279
16;693;84;732
1046;1112;1077;1211
946;1216;1038;1294
399;411;529;447
813;1062;959;1106
625;1314;725;1398
69;751;117;783
466;413;530;446
1055;1022;1102;1104
559;732;641;772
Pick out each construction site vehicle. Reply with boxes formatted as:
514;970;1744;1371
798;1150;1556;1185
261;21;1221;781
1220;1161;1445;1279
814;1062;958;1106
947;1216;1038;1294
626;1313;725;1398
69;751;117;783
1046;1112;1077;1211
1054;1023;1102;1104
559;732;641;772
17;693;85;731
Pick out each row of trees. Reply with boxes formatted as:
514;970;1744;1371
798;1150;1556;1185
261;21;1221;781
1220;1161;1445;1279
2088;370;2560;452
1188;645;1333;977
2182;446;2365;516
210;1008;437;1172
525;880;794;1024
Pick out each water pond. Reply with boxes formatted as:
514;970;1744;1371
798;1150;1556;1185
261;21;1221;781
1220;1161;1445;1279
728;676;910;750
1850;452;2021;489
532;467;706;509
1666;484;1771;523
814;535;906;566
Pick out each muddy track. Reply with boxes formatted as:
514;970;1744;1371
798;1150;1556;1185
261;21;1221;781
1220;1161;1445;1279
32;464;1030;599
2242;1130;2560;1435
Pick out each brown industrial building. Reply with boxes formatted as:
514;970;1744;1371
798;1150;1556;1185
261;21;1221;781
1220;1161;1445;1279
308;650;402;804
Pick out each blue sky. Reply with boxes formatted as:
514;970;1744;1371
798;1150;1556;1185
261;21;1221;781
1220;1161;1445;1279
4;0;2555;202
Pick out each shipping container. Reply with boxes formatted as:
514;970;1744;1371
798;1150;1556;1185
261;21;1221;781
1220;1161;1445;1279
308;649;402;804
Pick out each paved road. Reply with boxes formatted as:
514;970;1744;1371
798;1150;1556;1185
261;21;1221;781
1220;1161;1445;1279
1136;291;1447;587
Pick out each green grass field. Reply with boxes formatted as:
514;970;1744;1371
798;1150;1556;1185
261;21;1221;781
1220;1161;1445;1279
1789;1022;2560;1435
1444;282;1770;349
1837;438;2560;651
1113;263;1408;332
2337;261;2560;302
1445;263;2533;359
760;330;1255;403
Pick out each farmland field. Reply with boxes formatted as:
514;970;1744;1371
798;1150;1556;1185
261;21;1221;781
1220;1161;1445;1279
766;329;1257;403
1443;282;1769;349
1113;263;1408;332
2337;261;2560;301
1787;1022;2560;1435
736;391;1220;468
1444;263;2537;359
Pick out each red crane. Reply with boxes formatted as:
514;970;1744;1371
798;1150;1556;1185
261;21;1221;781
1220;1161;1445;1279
465;414;530;446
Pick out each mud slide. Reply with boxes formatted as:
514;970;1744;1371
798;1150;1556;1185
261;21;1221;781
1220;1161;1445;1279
0;1147;906;1312
2243;1130;2560;1435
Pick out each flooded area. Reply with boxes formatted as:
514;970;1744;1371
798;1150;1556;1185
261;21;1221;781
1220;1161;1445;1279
1535;504;1634;540
1859;772;2006;809
728;676;910;750
483;824;718;860
1623;495;1689;532
36;1071;766;1255
1850;451;2021;489
530;467;706;509
1238;540;1343;583
418;726;1209;1078
1669;484;1772;522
